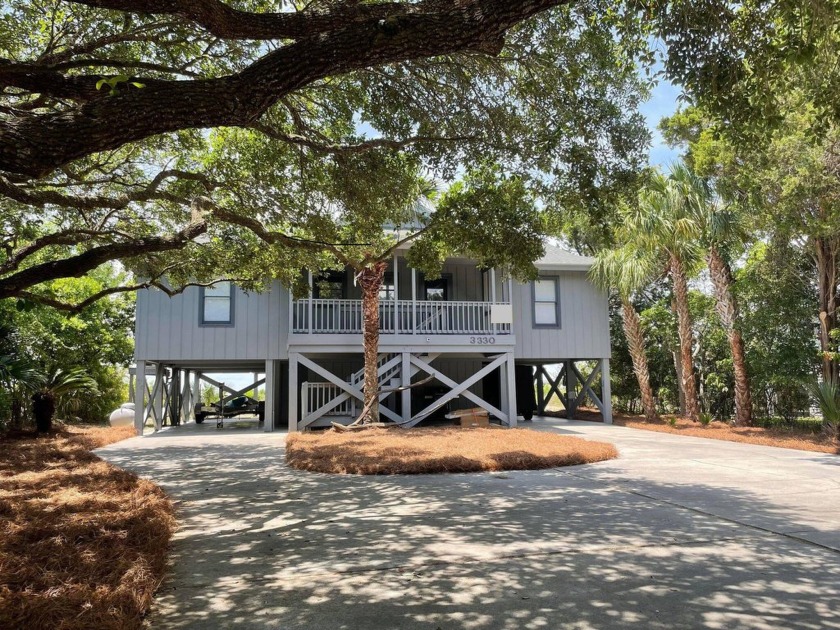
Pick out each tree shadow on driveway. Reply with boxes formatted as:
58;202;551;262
98;435;840;630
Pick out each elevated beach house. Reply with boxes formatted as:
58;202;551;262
131;244;612;433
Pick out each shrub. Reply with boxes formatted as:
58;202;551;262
811;379;840;440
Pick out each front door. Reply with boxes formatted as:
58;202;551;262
424;277;449;301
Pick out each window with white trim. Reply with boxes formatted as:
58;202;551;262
533;278;559;327
201;282;233;324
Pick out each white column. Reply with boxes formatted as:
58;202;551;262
289;353;299;432
393;253;399;333
288;286;294;332
601;358;613;424
401;351;411;424
134;360;146;436
153;363;164;432
307;271;313;334
490;268;497;334
411;267;417;334
505;352;517;427
264;360;276;432
490;267;497;302
536;367;545;414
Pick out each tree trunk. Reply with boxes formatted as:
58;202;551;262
814;235;839;384
621;298;659;422
32;392;55;433
671;333;686;416
707;246;753;426
670;254;701;422
358;262;387;424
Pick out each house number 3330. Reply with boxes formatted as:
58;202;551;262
469;336;496;345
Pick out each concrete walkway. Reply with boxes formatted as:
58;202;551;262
97;418;840;630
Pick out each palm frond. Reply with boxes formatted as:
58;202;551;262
811;379;840;426
590;245;661;298
0;355;41;389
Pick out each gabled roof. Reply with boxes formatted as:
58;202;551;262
535;244;594;271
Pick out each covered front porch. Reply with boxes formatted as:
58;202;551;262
290;255;514;337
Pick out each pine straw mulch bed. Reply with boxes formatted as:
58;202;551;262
286;426;618;475
0;424;176;630
553;408;839;455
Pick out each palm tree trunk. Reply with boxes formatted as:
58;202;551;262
670;254;701;421
671;346;687;416
621;298;659;422
707;246;753;426
358;262;387;424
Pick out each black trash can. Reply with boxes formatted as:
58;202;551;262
515;364;537;421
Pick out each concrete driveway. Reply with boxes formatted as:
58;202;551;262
97;418;840;630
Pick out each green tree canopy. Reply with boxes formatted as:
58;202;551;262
0;0;653;309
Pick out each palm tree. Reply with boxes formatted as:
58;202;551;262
671;163;753;426
625;173;703;422
0;354;39;390
0;353;40;430
591;246;660;422
29;368;99;433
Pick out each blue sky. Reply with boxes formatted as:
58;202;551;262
640;75;682;169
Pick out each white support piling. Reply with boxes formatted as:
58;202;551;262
192;372;201;420
133;360;146;436
505;352;517;427
565;360;577;419
600;358;613;424
180;370;191;424
153;363;164;432
289;353;299;432
401;351;412;423
264;360;276;432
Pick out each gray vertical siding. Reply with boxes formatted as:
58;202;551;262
135;267;608;362
135;281;288;361
511;271;610;360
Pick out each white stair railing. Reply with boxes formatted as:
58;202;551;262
300;352;440;426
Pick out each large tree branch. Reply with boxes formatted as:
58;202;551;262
251;121;477;154
211;204;355;265
0;169;212;209
0;218;207;300
0;0;566;178
68;0;415;40
16;276;250;313
0;229;125;275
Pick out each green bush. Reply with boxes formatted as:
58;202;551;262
811;380;840;439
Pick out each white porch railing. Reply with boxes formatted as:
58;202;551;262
292;299;511;335
301;382;355;418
